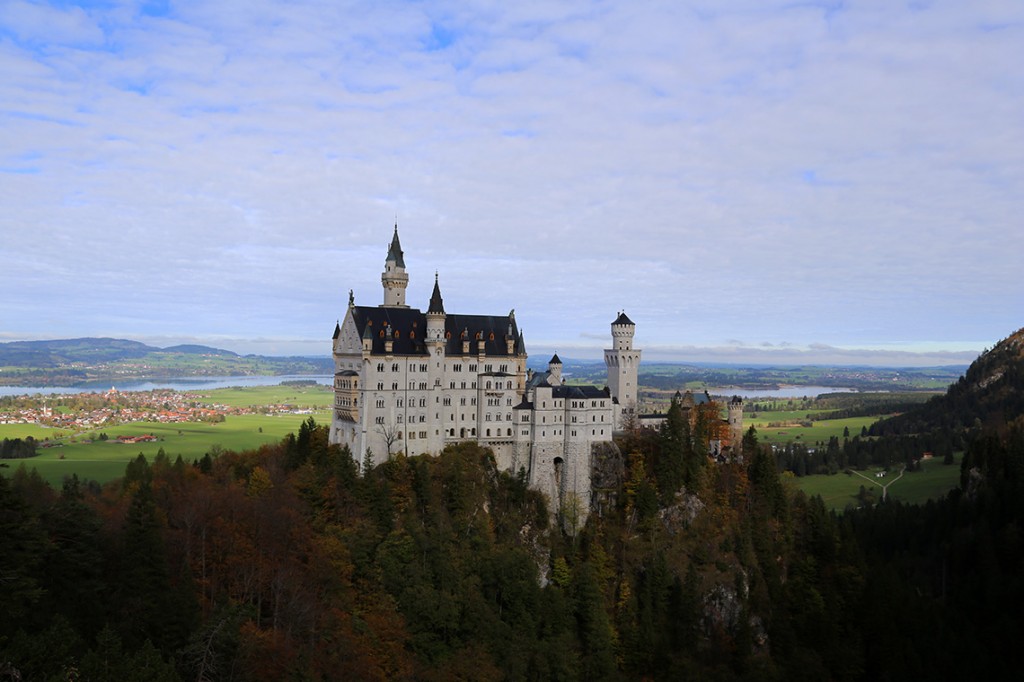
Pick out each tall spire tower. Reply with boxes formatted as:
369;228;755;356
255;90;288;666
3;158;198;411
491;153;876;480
381;224;409;308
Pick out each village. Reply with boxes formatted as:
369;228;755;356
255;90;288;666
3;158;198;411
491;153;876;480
0;387;312;439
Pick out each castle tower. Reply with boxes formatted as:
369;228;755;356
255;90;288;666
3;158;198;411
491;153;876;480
548;354;563;385
728;396;744;451
426;272;446;343
604;311;641;427
381;224;409;308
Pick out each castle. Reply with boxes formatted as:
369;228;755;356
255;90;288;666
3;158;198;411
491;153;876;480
330;226;742;515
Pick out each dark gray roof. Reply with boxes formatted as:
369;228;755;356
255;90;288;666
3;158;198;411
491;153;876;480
613;311;635;326
526;370;552;389
427;273;445;314
350;305;521;357
549;353;562;365
552;385;610;400
386;225;405;268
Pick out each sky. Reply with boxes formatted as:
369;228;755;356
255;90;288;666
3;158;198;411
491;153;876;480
1;0;1021;367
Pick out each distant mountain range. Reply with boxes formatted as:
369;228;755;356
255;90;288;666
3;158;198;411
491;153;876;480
0;337;333;386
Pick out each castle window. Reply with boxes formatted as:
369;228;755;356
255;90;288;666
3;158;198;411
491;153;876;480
409;432;416;440
392;363;399;372
392;382;398;390
507;429;512;436
409;331;415;339
393;330;399;338
445;331;451;339
379;330;385;338
377;382;384;390
420;431;427;439
377;363;384;372
486;429;491;436
488;332;494;340
469;364;477;372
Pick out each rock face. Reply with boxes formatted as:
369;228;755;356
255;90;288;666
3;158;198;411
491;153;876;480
657;490;706;535
590;441;624;516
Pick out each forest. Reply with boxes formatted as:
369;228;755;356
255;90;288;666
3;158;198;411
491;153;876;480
1;330;1023;681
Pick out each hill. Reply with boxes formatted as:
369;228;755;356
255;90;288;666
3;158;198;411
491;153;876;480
0;337;332;386
0;337;157;367
871;327;1024;436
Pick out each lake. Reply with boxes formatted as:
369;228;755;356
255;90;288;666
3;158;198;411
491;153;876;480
0;375;334;397
1;378;857;400
703;386;858;399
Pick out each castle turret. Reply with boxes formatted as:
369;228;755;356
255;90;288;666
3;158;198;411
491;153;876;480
381;224;409;308
426;272;446;342
604;311;641;427
728;396;744;451
548;354;563;385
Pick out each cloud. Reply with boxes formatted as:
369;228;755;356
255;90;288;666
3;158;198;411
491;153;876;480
1;1;1021;360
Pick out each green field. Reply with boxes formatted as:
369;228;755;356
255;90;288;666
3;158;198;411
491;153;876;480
197;384;333;409
1;412;330;486
752;416;878;447
793;453;963;512
1;385;333;486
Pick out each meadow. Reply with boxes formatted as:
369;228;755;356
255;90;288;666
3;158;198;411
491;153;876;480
1;384;332;486
793;453;963;512
749;415;879;447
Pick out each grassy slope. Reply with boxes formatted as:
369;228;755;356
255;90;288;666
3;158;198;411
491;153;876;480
794;453;963;512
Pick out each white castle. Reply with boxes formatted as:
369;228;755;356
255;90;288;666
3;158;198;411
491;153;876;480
330;226;641;514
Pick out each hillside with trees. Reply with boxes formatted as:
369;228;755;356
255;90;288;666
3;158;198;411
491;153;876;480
1;329;1022;680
